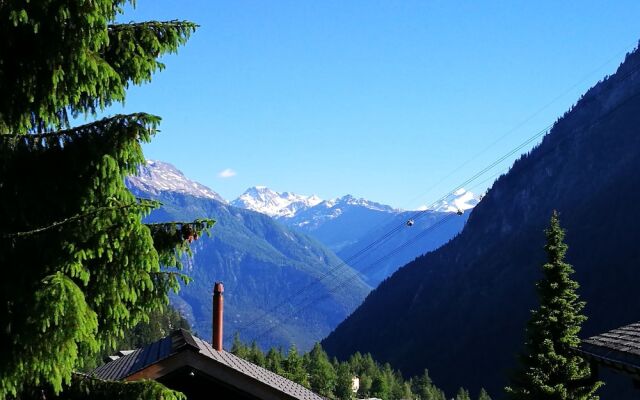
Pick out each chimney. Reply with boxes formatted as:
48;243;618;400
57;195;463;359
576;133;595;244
212;282;224;351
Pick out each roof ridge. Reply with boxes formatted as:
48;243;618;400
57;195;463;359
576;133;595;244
170;328;200;352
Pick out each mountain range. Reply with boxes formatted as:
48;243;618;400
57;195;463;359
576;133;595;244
127;158;480;352
127;160;371;351
232;186;479;285
322;46;640;399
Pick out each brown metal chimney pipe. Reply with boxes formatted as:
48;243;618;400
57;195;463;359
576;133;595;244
212;282;224;351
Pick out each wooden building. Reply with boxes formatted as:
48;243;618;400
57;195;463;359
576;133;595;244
92;282;323;400
92;328;323;400
573;321;640;388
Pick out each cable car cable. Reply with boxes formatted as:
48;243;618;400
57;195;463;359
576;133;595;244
244;63;640;343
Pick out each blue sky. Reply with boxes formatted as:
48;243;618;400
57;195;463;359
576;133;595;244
106;1;640;209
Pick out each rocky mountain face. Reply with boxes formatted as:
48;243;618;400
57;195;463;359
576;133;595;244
128;160;227;203
322;48;640;399
231;186;322;218
127;162;371;351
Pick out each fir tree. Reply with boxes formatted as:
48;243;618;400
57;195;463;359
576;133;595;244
122;304;191;350
456;387;471;400
505;211;602;399
357;374;373;398
249;341;266;367
478;388;492;400
334;362;355;400
265;347;284;374
412;369;446;400
284;345;309;388
0;1;209;398
230;333;250;359
306;343;337;397
371;373;390;400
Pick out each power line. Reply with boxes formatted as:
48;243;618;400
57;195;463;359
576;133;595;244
247;169;507;343
398;41;638;211
243;58;640;344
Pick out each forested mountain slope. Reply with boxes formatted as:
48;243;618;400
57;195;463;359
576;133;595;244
127;163;371;351
322;46;640;398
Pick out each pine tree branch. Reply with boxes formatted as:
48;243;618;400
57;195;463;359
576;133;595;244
108;20;199;32
103;20;197;87
0;113;159;142
1;200;159;238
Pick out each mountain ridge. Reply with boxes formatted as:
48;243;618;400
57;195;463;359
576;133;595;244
129;160;227;203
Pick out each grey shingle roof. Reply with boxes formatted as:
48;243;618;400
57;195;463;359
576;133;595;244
92;329;323;400
575;322;640;375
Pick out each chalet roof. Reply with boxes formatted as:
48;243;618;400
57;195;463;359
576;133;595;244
574;321;640;378
92;329;323;400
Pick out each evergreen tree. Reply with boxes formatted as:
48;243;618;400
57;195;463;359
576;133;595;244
384;364;404;400
230;333;250;359
121;304;191;350
456;387;471;400
348;351;364;374
401;381;415;400
265;347;284;374
412;369;445;400
249;341;266;368
306;343;337;397
227;335;456;400
478;388;492;400
371;372;390;400
505;211;602;399
334;362;355;400
357;374;373;398
0;1;208;398
284;345;309;388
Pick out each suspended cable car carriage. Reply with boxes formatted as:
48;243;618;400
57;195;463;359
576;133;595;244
406;219;415;226
456;208;464;216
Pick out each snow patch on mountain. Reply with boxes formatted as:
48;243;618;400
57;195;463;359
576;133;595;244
418;188;479;213
127;160;227;202
231;186;323;218
330;195;399;213
285;194;400;230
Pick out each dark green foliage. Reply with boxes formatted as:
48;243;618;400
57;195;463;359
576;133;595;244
334;362;354;400
30;373;186;400
456;387;471;400
412;370;446;400
265;348;284;374
478;388;492;400
505;212;602;399
231;333;250;360
307;343;337;397
371;373;390;399
229;339;466;400
283;345;310;388
117;304;191;350
249;341;266;368
0;1;196;134
0;0;205;397
322;46;640;398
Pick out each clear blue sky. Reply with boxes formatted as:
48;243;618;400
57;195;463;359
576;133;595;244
106;1;640;209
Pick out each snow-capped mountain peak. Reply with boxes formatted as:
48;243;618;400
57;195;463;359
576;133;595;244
419;188;479;213
231;186;323;218
331;194;399;212
127;160;227;202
